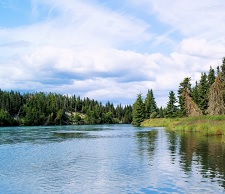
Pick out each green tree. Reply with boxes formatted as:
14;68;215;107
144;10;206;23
74;114;83;125
144;89;158;119
122;105;133;123
103;112;114;124
158;106;164;118
132;94;145;126
191;81;199;106
0;109;17;126
178;77;192;117
208;66;216;86
198;73;209;114
165;91;178;118
55;109;67;125
217;66;220;76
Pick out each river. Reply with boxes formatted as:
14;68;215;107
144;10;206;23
0;124;224;193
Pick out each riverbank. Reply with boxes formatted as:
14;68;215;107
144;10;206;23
141;115;225;137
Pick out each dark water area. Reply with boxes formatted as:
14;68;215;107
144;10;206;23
0;125;225;193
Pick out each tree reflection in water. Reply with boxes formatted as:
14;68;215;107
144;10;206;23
135;129;158;163
167;130;225;189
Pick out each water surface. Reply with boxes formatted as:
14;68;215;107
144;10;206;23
0;125;225;193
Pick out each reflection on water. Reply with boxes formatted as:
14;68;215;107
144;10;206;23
0;125;225;193
175;131;225;189
135;130;158;162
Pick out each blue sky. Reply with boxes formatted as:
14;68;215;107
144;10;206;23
1;0;225;107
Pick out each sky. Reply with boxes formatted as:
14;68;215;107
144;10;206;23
0;0;225;107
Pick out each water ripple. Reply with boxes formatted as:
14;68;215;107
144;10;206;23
0;125;225;193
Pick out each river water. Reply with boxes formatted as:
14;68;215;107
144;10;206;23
0;124;224;193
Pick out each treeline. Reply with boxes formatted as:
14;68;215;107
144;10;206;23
132;57;225;126
0;91;132;126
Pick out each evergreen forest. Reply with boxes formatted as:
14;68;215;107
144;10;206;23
0;91;132;126
132;57;225;126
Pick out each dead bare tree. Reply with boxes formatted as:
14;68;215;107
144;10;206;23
207;76;225;115
183;89;202;117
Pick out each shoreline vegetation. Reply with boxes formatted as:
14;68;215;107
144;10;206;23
132;57;225;143
141;115;225;138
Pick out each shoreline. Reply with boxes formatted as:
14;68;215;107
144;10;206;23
141;115;225;138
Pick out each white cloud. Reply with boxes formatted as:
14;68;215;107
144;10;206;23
1;0;225;107
135;0;225;39
0;0;154;104
180;38;225;59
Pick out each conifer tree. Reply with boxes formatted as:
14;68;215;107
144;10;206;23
158;106;164;118
208;66;216;86
192;81;199;105
178;77;191;117
221;57;225;75
144;89;158;119
165;91;178;118
198;73;209;114
132;94;145;126
217;66;220;76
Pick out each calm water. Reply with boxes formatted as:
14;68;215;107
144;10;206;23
0;124;225;194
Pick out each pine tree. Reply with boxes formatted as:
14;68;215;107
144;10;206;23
198;73;209;114
217;66;220;76
165;91;178;118
221;57;225;75
132;94;145;126
192;81;199;105
208;66;216;86
158;106;164;118
144;89;158;119
178;77;192;117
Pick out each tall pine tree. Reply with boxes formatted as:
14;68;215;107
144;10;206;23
165;91;178;118
208;66;216;86
178;77;192;117
132;94;145;126
198;73;209;114
144;89;158;119
191;81;199;105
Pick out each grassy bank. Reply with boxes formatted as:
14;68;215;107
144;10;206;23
141;115;225;136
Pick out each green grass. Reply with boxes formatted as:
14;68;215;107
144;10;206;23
141;115;225;136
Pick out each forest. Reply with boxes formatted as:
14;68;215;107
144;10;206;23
0;91;132;126
132;57;225;126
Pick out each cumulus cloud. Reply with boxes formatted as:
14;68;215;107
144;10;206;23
0;0;153;103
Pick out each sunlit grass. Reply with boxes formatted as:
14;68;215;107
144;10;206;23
141;115;225;136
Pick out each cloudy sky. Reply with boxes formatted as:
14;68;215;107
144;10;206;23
0;0;225;107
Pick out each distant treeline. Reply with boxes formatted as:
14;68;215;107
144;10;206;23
132;57;225;126
0;91;132;126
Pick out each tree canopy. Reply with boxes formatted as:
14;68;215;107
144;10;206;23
132;94;145;126
0;90;132;126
